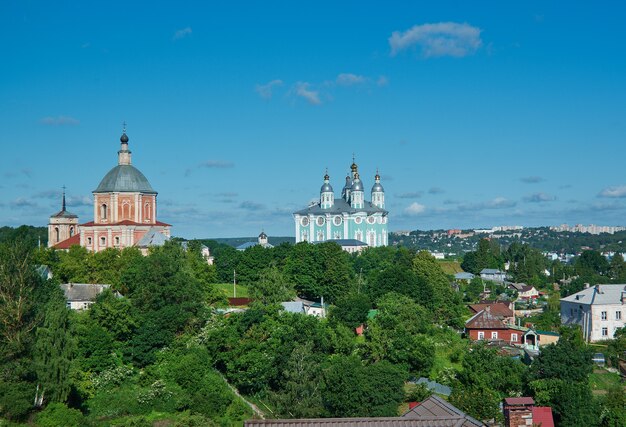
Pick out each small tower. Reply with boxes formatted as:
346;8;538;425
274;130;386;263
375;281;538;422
371;169;385;209
350;171;364;209
320;170;334;209
48;187;79;247
258;230;268;246
341;174;352;202
118;124;132;166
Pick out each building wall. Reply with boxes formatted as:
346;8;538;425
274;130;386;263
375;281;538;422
48;216;79;247
561;301;625;342
467;328;522;345
294;212;387;247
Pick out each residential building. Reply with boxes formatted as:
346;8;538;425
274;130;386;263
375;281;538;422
293;161;388;247
480;268;507;282
503;397;554;427
517;285;539;300
560;284;626;342
245;395;484;426
60;283;115;310
469;302;515;325
49;128;171;251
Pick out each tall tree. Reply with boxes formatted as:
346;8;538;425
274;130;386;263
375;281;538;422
249;265;295;305
35;291;75;403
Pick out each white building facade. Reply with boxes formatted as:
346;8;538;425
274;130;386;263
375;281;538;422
560;284;626;342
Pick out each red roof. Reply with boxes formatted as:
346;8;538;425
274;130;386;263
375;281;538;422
469;303;514;318
504;397;534;405
532;407;554;427
80;220;171;227
54;233;81;249
465;309;507;329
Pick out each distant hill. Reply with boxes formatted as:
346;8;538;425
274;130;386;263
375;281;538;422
200;236;295;248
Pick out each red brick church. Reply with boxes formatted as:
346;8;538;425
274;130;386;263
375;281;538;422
48;129;171;251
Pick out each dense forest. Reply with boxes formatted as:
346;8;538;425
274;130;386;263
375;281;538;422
0;226;625;426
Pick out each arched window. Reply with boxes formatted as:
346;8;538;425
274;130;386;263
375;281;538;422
122;201;130;219
69;227;74;237
114;236;120;246
100;204;108;220
54;227;59;242
100;236;106;246
144;203;151;221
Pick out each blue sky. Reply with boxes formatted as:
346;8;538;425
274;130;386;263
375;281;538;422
1;1;626;238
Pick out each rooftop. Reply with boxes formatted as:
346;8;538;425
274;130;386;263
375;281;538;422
294;198;387;216
560;284;626;305
60;283;111;302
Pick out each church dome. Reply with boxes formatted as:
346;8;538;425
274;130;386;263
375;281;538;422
351;179;363;192
321;182;334;193
94;164;156;194
371;182;384;192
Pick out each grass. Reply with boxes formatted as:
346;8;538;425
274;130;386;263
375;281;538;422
215;282;250;298
589;368;623;395
429;329;466;379
438;260;463;275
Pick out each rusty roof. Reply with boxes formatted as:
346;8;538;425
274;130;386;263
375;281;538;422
465;308;507;330
469;303;514;318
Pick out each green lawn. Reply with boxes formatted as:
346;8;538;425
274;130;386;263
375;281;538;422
215;282;250;298
589;368;623;395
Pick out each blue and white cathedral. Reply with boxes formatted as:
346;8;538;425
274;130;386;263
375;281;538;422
293;161;388;247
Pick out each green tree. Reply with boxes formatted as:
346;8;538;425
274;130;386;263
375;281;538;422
35;291;75;403
35;402;83;427
450;384;501;422
461;239;503;274
330;293;371;329
249;265;295;305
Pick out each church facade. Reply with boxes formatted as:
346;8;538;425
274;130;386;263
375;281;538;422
49;130;171;252
293;161;388;247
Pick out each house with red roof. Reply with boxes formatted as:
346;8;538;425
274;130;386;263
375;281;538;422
503;397;554;427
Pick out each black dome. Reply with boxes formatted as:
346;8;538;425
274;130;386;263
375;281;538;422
120;133;129;143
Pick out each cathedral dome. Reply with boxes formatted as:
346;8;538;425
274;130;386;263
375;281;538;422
371;182;384;192
94;164;156;194
321;182;334;193
351;179;363;192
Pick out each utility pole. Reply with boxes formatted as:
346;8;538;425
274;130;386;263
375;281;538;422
233;269;237;298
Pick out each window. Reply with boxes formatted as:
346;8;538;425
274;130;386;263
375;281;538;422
491;331;498;340
511;333;518;342
301;217;309;227
477;331;484;340
100;237;106;246
602;327;608;337
355;216;362;224
114;236;120;246
316;217;325;226
87;237;92;245
144;203;151;221
100;204;108;220
54;227;59;242
334;216;342;226
617;311;622;320
69;226;74;237
602;311;607;320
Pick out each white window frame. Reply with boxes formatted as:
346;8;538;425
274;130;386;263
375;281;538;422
602;327;608;337
491;331;498;340
511;333;518;342
477;331;485;340
602;311;607;320
616;311;622;320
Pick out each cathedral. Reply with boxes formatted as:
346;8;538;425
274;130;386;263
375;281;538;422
49;129;171;251
293;160;388;247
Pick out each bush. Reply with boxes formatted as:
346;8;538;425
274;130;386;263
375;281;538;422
36;403;83;427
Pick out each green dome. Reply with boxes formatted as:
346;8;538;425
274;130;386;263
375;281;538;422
94;165;156;194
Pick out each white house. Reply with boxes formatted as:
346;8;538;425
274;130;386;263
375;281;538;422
480;268;507;283
60;283;114;310
560;284;626;342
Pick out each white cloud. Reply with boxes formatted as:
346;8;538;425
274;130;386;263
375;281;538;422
389;22;482;57
336;73;366;86
405;202;426;216
255;79;283;99
458;196;516;211
524;192;556;203
173;27;192;40
40;116;80;126
599;185;626;198
294;82;321;105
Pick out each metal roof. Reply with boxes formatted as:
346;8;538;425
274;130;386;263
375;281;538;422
60;283;111;302
560;284;626;305
136;228;170;247
94;164;156;194
293;198;387;216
